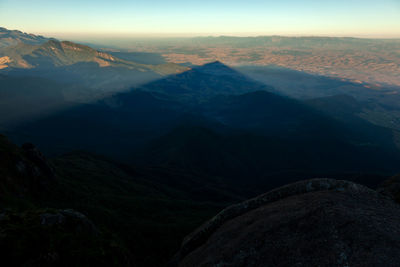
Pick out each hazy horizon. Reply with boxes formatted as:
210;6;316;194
30;32;400;40
3;27;400;50
1;0;400;39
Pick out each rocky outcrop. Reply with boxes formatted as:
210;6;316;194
0;135;56;199
173;178;400;267
0;208;129;266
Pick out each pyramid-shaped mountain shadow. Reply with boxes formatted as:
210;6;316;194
137;61;277;102
9;60;400;181
7;61;300;158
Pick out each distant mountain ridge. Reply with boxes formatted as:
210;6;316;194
0;27;189;93
0;27;50;48
0;38;188;75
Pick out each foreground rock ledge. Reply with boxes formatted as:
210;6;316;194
172;178;400;267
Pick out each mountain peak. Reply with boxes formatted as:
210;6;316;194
202;60;227;68
206;60;224;65
193;60;239;76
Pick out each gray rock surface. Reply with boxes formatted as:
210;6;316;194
174;178;400;267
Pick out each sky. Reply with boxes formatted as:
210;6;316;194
1;0;400;38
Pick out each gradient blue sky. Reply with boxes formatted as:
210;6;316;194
1;0;400;38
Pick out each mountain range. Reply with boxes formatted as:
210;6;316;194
0;27;188;92
0;39;186;75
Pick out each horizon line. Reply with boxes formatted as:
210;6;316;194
43;32;400;41
3;27;400;40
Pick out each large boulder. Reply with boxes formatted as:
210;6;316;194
173;178;400;267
